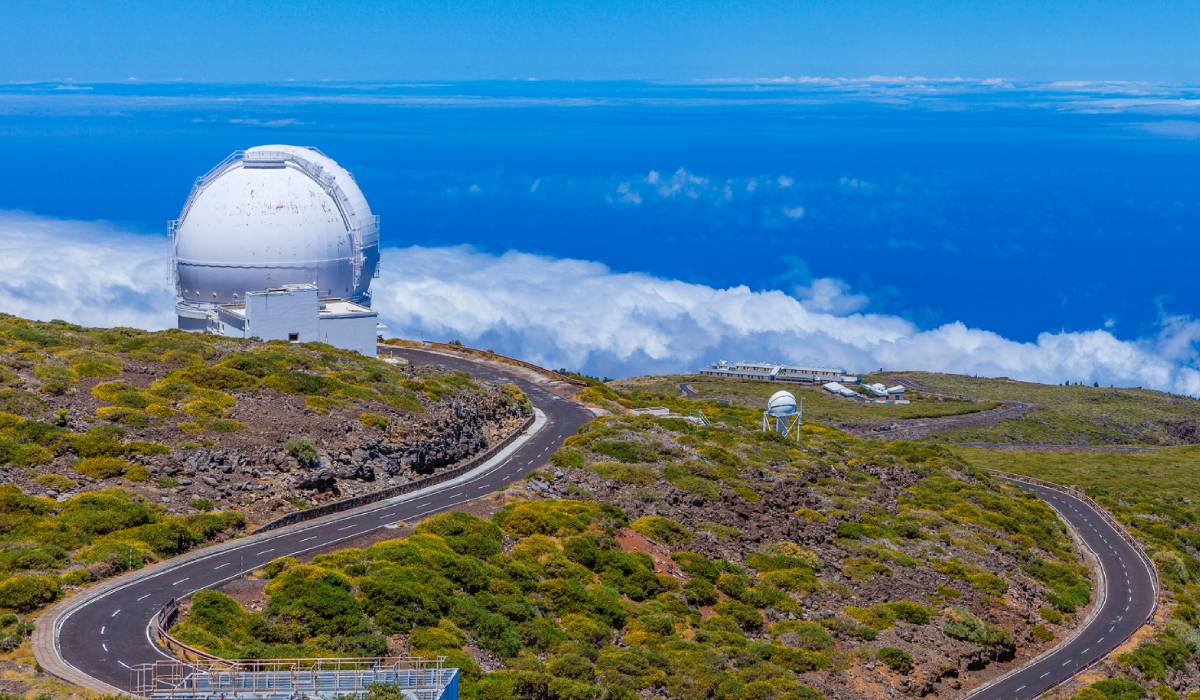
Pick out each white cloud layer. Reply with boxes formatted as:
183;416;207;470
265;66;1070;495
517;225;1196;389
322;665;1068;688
2;210;1200;395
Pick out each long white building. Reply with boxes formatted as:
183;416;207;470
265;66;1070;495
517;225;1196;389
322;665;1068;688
699;360;857;384
170;145;381;356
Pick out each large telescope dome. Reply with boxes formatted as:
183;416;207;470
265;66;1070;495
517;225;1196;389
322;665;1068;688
171;145;379;313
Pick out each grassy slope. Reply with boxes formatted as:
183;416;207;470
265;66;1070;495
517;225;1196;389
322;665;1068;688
173;395;1093;700
957;445;1200;698
0;314;497;669
612;374;999;425
875;371;1200;446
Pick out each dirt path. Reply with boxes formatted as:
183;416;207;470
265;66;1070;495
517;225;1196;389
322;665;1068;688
844;402;1033;441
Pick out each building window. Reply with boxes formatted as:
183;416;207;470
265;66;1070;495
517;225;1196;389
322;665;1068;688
288;333;299;342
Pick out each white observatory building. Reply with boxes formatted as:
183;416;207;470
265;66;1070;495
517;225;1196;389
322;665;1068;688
763;389;802;442
170;146;380;356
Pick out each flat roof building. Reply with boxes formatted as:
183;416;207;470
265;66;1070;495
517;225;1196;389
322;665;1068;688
699;360;856;384
208;284;379;357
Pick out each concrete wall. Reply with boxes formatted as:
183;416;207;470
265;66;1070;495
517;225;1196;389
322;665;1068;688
319;312;378;357
184;284;376;357
246;286;320;343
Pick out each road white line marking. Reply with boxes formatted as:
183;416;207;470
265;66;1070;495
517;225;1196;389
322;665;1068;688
452;492;464;498
1082;647;1090;654
111;609;120;617
1040;672;1050;679
173;577;189;586
136;594;150;601
1062;660;1071;667
416;501;431;508
300;535;317;542
102;642;108;652
1016;685;1025;692
338;524;356;531
476;484;488;490
118;660;131;669
100;626;106;635
257;548;275;556
214;562;231;570
1098;637;1105;643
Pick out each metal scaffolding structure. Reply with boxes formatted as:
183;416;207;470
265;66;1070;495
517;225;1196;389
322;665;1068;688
131;657;458;700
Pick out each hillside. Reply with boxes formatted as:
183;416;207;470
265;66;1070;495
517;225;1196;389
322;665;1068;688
872;372;1200;446
0;315;528;523
613;372;1200;447
172;394;1093;699
958;445;1200;697
0;314;530;686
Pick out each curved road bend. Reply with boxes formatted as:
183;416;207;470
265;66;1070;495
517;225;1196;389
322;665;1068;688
52;346;592;692
50;352;1154;698
968;479;1156;700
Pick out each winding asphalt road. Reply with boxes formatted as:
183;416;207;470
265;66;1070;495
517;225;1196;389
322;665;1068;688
46;346;592;692
967;479;1157;700
42;350;1155;698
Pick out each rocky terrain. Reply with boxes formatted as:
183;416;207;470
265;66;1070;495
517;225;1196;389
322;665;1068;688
167;396;1094;700
522;414;1093;699
0;316;530;525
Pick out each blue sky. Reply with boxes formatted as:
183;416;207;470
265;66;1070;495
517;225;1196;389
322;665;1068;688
2;1;1199;82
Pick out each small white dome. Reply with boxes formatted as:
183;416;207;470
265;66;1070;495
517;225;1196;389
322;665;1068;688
173;145;379;307
767;390;798;416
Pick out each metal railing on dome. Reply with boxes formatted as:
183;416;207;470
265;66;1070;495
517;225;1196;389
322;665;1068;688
131;657;458;700
171;148;380;299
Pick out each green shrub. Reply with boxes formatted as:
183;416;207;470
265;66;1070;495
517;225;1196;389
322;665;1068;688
770;620;833;651
1040;606;1064;624
714;600;762;631
630;515;692;546
671;551;720;581
33;473;75;490
171;365;258;391
79;540;150;571
359;412;390;430
1078;678;1146;700
182;399;226;418
415;512;503;558
878;646;914;674
125;464;150;482
74;456;132;479
886;600;932;625
285;438;320;467
942;607;1014;650
683;577;718;606
494;499;625;537
551;448;585;469
0;574;60;612
590;439;657;464
835;521;865;539
208;418;245;432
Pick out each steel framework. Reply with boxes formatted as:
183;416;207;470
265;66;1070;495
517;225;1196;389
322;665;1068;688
131;657;458;700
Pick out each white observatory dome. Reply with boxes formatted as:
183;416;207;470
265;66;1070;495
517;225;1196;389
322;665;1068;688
172;145;380;310
767;390;798;416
